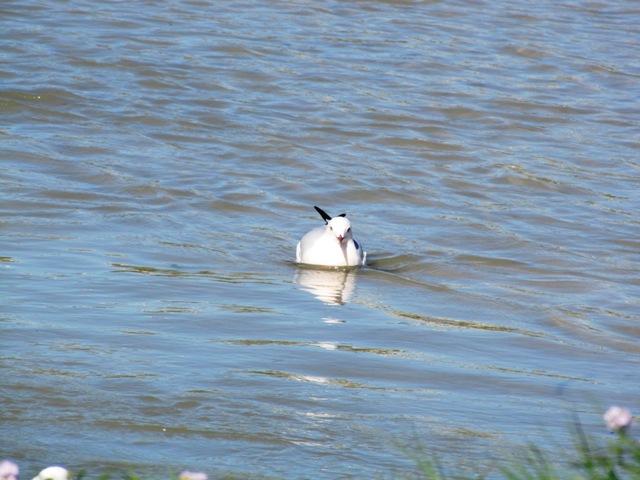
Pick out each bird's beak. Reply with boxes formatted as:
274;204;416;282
337;235;344;243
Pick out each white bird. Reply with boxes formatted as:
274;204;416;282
296;206;366;267
32;466;69;480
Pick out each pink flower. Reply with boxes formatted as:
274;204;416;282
179;472;207;480
0;460;19;480
604;405;633;432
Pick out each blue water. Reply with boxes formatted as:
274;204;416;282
2;0;639;478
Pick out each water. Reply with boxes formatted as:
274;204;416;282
2;0;639;478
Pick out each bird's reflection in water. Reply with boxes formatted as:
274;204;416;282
294;267;358;306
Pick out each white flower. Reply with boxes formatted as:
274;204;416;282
31;466;69;480
179;471;207;480
604;405;633;432
0;460;19;480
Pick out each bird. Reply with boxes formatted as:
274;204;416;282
296;206;366;267
32;466;69;480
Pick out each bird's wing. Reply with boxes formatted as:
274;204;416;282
314;206;332;223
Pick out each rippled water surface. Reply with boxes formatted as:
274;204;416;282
2;0;639;478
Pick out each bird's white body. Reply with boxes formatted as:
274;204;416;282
296;208;366;267
32;466;69;480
